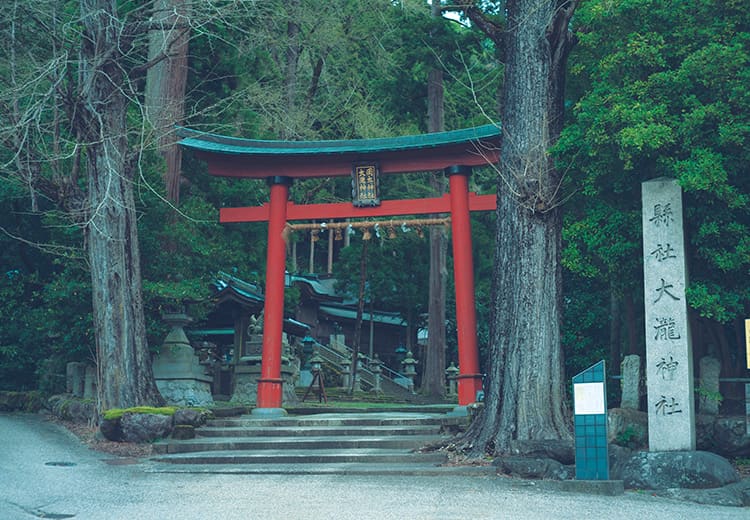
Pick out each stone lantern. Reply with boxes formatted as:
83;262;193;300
370;354;384;394
309;349;324;374
395;344;407;365
401;350;418;393
340;357;352;390
302;335;315;370
296;334;316;389
353;352;367;392
302;348;327;403
445;362;460;397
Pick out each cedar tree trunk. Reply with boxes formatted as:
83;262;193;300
422;1;448;398
465;0;577;455
145;0;191;204
80;0;164;413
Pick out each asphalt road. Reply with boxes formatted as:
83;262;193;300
0;412;746;520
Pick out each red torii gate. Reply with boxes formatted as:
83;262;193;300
179;125;501;415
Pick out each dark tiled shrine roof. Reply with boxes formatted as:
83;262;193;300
177;124;501;157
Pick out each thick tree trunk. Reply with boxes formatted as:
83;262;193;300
80;0;164;413
145;0;191;204
466;0;576;455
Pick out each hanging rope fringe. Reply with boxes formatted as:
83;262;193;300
285;217;450;241
286;217;449;232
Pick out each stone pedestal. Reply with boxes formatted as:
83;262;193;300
153;313;213;407
620;355;641;410
231;362;262;404
232;333;298;405
642;178;695;451
232;335;264;403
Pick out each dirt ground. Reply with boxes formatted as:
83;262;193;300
51;416;154;459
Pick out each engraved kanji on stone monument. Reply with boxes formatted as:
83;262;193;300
642;178;695;451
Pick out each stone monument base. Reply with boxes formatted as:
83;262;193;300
156;379;213;407
231;357;299;406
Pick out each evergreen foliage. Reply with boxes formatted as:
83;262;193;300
557;0;750;373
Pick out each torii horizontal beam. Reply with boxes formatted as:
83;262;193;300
220;193;497;223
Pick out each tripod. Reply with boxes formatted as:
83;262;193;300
302;368;327;403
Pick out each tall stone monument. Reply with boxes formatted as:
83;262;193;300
642;177;695;451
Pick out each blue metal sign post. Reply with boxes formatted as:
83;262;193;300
573;360;609;480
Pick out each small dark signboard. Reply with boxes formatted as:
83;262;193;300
572;360;609;480
352;163;380;207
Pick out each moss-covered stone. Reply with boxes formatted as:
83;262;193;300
102;406;177;421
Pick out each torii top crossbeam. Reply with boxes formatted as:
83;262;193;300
178;124;501;178
179;125;500;415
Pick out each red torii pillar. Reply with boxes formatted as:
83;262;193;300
254;176;292;415
446;165;483;405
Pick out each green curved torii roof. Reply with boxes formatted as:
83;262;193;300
177;124;501;157
177;124;501;178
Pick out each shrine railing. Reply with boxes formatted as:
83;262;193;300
310;340;413;397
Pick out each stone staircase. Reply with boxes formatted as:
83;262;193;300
149;410;472;475
311;340;416;400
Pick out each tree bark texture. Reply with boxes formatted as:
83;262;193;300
283;0;301;140
466;0;576;455
422;49;448;397
145;0;190;204
424;218;448;398
79;0;163;413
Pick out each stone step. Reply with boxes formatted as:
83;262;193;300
207;412;461;429
154;434;444;455
151;448;448;465
145;462;495;477
151;410;464;471
196;424;442;438
287;404;457;415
